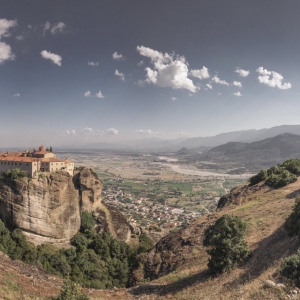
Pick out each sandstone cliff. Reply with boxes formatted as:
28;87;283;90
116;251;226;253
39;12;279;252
0;168;133;246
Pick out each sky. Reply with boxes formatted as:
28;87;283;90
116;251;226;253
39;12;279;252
1;0;300;147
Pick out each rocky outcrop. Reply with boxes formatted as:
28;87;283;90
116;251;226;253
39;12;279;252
0;168;134;246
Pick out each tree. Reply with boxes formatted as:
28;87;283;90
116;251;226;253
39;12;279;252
203;214;251;274
54;278;89;300
50;146;53;152
137;232;154;254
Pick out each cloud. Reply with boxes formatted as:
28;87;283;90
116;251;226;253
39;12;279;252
40;50;62;66
212;75;229;86
235;68;250;77
0;19;17;64
135;129;153;135
135;80;146;87
190;66;210;80
66;129;76;136
84;90;91;97
106;128;118;135
16;34;25;41
44;21;66;35
88;61;99;66
115;69;125;80
137;45;199;93
256;67;291;90
206;83;212;89
13;93;20;97
171;97;178;101
51;22;66;34
234;92;242;97
112;51;125;61
82;127;93;134
232;81;242;88
137;60;144;66
95;90;104;98
0;42;15;63
0;19;17;37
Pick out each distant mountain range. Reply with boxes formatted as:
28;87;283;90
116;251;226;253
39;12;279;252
201;133;300;169
179;124;300;149
67;124;300;152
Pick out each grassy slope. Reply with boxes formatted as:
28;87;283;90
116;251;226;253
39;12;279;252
1;179;300;299
129;180;300;299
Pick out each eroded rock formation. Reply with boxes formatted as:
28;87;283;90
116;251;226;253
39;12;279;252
0;168;133;246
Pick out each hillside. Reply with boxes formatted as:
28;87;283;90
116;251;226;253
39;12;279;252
201;133;300;171
2;164;300;299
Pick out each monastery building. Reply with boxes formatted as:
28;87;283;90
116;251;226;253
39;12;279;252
0;145;74;177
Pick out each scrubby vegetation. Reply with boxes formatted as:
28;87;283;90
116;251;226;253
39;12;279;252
203;214;251;274
279;194;300;286
280;250;300;287
0;211;153;289
0;168;28;181
285;195;300;238
249;159;299;188
53;278;89;300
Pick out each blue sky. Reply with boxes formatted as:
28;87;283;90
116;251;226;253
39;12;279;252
1;0;300;147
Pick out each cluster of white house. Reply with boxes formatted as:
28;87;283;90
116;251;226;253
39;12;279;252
0;145;74;177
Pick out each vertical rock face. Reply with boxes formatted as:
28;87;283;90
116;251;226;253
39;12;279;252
0;168;134;246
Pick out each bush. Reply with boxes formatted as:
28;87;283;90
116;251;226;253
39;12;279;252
265;170;297;188
249;159;300;188
54;277;89;300
203;214;251;274
137;232;154;254
285;195;300;238
249;170;268;186
280;250;300;287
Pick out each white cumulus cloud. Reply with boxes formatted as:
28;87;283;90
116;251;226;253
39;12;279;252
88;61;99;66
190;66;210;80
234;92;242;97
232;81;242;88
84;90;91;97
0;19;17;64
206;83;212;89
112;52;125;61
256;67;291;90
40;50;62;66
115;69;125;80
95;90;104;98
66;129;76;136
106;128;118;135
212;75;229;86
13;93;20;97
235;68;250;77
171;97;178;101
137;45;199;93
0;19;17;37
137;60;144;66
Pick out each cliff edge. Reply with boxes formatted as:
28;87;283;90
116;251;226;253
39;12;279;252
0;168;133;246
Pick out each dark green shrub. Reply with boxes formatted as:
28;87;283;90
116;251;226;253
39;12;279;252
285;195;300;238
80;211;95;233
249;170;268;186
265;170;297;188
137;232;154;254
280;250;300;287
203;214;251;274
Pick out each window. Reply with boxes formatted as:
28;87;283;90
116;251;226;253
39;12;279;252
20;163;22;166
27;163;28;166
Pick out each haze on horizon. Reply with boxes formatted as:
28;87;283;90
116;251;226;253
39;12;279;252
1;0;300;147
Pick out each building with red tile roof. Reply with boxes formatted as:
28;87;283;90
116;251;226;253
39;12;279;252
0;145;74;177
